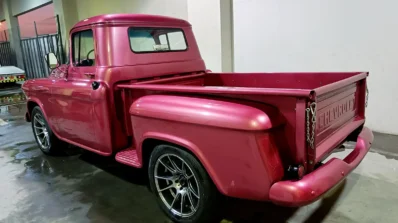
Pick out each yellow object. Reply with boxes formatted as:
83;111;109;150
0;75;25;83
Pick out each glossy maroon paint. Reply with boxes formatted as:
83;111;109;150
22;14;373;206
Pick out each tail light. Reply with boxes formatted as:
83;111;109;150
255;133;284;182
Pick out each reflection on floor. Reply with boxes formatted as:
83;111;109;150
0;86;26;125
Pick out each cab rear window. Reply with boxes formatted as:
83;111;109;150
128;28;187;53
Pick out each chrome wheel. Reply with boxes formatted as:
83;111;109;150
33;113;50;150
154;154;200;218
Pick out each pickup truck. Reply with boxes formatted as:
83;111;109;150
22;14;373;223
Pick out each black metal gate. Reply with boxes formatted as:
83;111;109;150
0;41;16;66
18;15;65;79
0;30;17;66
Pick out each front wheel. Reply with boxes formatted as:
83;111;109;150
148;144;221;223
31;106;66;155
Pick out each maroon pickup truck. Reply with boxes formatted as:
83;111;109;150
22;14;373;222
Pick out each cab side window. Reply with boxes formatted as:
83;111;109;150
72;30;95;67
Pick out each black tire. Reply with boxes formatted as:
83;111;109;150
148;144;221;223
31;106;66;155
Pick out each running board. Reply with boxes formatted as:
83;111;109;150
115;148;142;168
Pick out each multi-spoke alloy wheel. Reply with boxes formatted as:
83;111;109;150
149;144;221;223
155;154;200;217
33;113;50;150
31;106;65;155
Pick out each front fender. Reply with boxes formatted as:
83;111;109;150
26;97;45;119
22;79;47;122
25;97;58;133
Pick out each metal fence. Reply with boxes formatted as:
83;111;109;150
0;29;17;67
0;41;16;66
18;15;65;79
20;33;64;78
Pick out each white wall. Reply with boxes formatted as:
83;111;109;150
188;0;222;72
75;0;188;21
233;0;398;134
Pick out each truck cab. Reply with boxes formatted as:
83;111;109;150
24;14;204;156
22;14;373;223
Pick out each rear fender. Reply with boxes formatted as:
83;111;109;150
139;132;226;194
130;95;283;131
131;95;284;197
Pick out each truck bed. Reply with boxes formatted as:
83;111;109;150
117;71;368;171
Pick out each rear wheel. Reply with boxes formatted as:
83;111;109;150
31;106;66;155
148;144;221;223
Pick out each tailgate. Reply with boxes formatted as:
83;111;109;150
316;83;358;144
309;73;368;164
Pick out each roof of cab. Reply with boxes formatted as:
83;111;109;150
72;14;191;30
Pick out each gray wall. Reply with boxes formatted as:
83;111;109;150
11;0;51;16
0;0;4;21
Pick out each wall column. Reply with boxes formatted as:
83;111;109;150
53;0;78;56
187;0;234;72
2;0;24;68
220;0;234;72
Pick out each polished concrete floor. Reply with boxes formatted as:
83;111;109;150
1;88;398;223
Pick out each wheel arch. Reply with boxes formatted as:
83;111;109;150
140;132;226;195
27;100;39;121
26;98;56;132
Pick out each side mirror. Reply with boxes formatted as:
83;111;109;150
45;52;59;70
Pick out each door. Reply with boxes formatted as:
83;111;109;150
51;29;100;151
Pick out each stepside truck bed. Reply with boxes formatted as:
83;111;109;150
117;71;370;205
119;71;368;164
